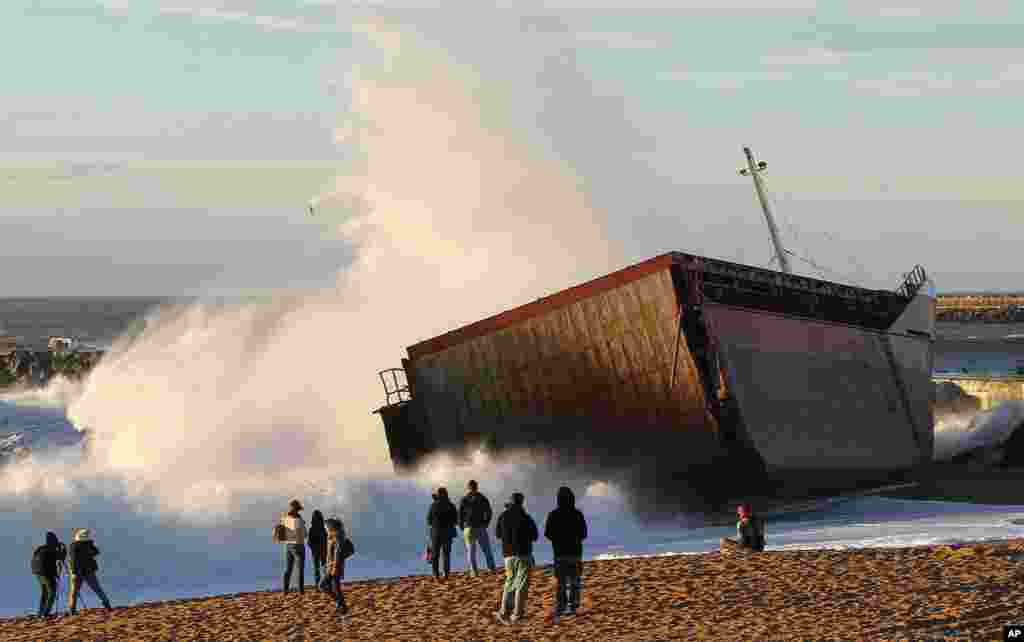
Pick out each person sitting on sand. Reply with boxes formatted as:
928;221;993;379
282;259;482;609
324;518;349;615
544;486;588;617
31;531;66;617
67;528;112;614
308;510;328;590
720;503;766;553
426;488;459;580
459;479;496;577
280;499;308;594
495;492;538;624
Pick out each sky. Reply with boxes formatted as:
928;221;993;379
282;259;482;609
3;0;1024;295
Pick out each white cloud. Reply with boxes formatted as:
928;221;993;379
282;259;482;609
853;71;955;96
156;6;341;32
760;47;869;66
658;69;793;89
574;30;662;49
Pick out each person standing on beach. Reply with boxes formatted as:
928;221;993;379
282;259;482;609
544;486;588;616
280;499;308;594
31;531;66;617
67;529;112;614
458;480;496;576
324;518;349;615
426;488;458;580
494;492;538;624
307;510;328;590
721;503;766;552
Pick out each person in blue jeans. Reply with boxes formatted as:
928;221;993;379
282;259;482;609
280;499;307;594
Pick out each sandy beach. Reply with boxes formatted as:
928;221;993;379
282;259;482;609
4;538;1024;641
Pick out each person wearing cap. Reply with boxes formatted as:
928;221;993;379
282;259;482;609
280;499;308;594
67;528;112;614
720;503;766;553
494;492;538;624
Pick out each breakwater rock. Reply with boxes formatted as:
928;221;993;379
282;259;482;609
0;349;104;388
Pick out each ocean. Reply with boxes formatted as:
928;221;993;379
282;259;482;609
2;300;1024;618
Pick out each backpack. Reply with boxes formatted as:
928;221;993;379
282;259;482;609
31;546;48;575
340;537;355;560
273;523;288;543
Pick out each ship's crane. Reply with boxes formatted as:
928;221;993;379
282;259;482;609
739;147;792;275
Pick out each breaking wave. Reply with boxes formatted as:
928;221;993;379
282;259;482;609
933;401;1024;461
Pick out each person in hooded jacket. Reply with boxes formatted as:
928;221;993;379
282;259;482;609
31;532;66;617
67;529;112;614
307;510;328;589
720;503;766;553
426;487;458;579
280;499;308;594
544;486;588;616
494;492;538;624
458;479;496;576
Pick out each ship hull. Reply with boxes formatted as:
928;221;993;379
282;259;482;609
375;252;935;508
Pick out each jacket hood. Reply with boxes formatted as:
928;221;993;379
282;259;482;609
556;486;575;509
310;510;325;532
45;532;59;547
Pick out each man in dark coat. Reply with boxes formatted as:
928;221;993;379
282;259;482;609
458;479;496;576
67;529;112;614
31;532;66;617
494;492;538;623
426;487;458;579
544;486;588;616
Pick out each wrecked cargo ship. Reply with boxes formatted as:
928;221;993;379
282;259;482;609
374;149;936;507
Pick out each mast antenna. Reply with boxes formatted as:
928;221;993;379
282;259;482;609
739;146;792;274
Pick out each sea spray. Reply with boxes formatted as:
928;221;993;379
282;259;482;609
933;400;1024;461
16;9;657;517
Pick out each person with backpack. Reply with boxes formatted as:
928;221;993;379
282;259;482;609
426;487;458;580
31;532;67;617
277;499;308;594
494;492;538;624
544;486;588;616
720;503;766;553
323;518;351;615
67;529;112;614
458;479;496;576
307;510;328;590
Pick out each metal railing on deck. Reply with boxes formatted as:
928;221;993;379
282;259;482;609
378;368;411;407
895;265;928;299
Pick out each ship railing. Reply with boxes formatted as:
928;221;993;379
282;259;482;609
895;265;928;299
378;368;411;407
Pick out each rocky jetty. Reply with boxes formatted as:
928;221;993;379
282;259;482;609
4;539;1024;640
0;349;103;389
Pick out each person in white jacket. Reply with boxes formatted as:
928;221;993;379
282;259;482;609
280;499;307;594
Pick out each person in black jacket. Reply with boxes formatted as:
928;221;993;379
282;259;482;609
67;529;112;614
720;503;766;553
544;486;588;616
31;532;66;617
458;479;496;576
494;492;538;624
307;510;328;589
426;487;458;580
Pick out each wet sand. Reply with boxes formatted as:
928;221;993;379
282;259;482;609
5;539;1024;641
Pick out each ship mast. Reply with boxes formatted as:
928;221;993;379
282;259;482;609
739;146;792;274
